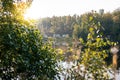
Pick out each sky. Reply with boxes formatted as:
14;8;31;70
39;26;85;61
24;0;120;19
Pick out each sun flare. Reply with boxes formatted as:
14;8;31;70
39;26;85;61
24;0;120;20
24;0;42;19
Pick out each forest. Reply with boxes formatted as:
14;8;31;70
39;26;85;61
0;0;120;79
38;8;120;42
38;8;120;68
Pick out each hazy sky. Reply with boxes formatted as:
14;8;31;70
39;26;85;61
24;0;120;19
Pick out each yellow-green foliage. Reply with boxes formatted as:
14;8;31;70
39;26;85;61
79;15;116;79
0;0;58;79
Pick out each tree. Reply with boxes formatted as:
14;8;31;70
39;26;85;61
78;15;115;79
73;24;80;40
68;15;116;80
0;0;58;79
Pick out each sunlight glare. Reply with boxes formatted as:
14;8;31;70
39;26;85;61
24;0;120;19
24;0;42;19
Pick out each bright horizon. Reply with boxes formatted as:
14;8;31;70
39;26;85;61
24;0;120;19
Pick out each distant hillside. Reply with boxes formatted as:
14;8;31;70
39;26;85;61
37;8;120;43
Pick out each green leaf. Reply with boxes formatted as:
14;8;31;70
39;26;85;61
89;16;93;21
89;27;94;32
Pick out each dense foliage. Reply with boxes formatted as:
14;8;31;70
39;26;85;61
38;9;120;68
0;0;58;79
58;15;116;80
38;8;120;42
78;16;114;79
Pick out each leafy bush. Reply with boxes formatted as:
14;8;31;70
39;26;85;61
0;0;58;79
